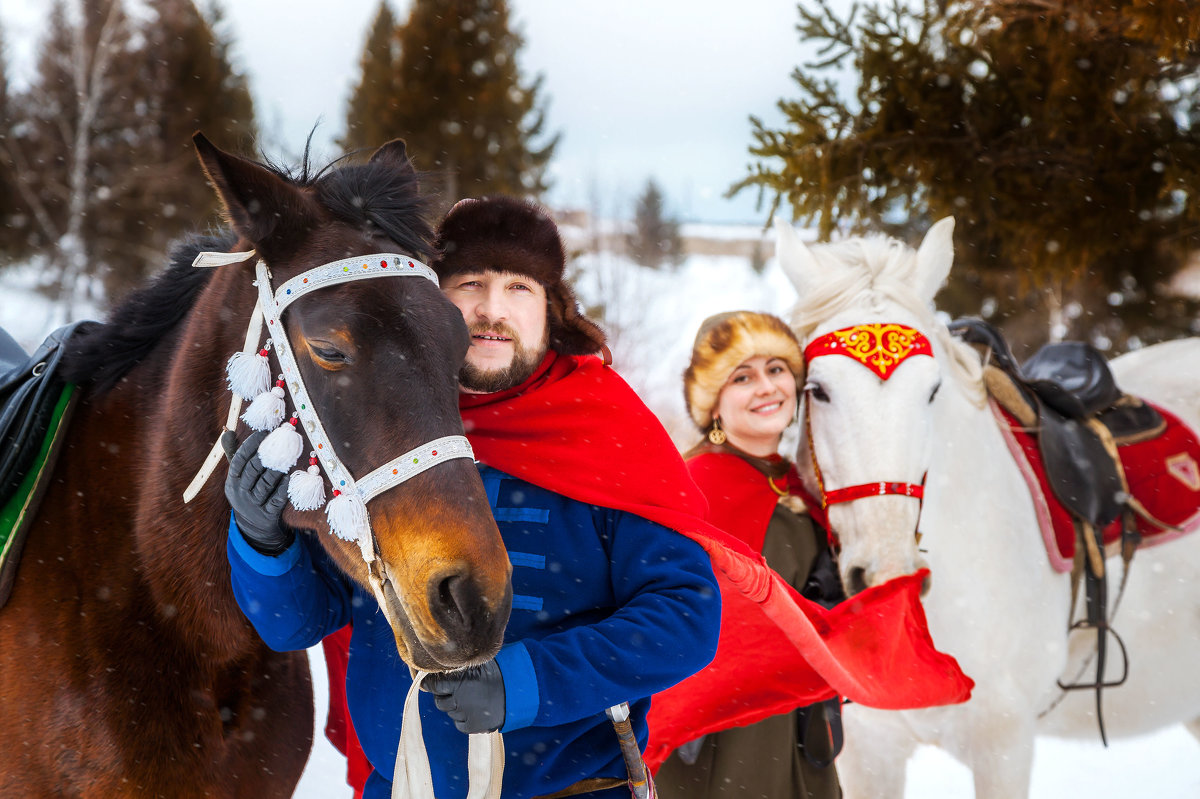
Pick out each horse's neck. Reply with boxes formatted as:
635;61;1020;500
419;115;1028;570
924;379;1051;575
57;269;261;661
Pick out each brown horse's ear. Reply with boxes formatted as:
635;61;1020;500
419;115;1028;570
192;132;317;259
368;138;416;179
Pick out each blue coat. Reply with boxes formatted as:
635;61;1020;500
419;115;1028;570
228;465;721;799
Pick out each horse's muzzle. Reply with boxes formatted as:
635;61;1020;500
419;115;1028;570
380;569;513;671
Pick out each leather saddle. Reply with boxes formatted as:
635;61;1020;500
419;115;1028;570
0;321;93;500
0;322;94;609
948;317;1167;743
948;318;1162;535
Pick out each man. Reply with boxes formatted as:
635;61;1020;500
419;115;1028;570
224;196;723;799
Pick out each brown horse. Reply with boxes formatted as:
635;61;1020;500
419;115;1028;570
0;135;511;797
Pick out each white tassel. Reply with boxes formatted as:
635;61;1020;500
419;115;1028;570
258;414;304;471
326;490;370;542
242;378;287;431
227;342;271;400
289;452;327;511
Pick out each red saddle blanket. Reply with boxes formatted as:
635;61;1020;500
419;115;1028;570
992;400;1200;572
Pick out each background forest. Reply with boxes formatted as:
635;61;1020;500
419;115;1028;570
2;0;1199;351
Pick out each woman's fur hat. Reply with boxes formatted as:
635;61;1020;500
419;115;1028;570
683;311;805;429
432;196;607;356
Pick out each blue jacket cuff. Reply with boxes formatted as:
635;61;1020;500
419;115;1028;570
496;642;538;732
228;513;301;576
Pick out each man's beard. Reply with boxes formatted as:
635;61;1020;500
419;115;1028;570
458;322;549;393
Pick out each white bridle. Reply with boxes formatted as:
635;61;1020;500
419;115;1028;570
183;249;475;564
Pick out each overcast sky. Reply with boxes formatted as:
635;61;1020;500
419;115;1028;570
2;1;833;223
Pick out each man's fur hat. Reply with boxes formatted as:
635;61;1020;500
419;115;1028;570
432;196;607;356
683;311;805;429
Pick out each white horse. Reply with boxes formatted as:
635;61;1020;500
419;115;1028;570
775;217;1200;798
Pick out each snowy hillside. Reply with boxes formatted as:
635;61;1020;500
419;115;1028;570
3;245;1199;798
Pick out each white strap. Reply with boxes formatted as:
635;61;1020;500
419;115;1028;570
182;435;232;503
191;249;257;267
182;300;263;504
394;672;503;799
272;252;438;315
466;729;504;799
357;436;475;503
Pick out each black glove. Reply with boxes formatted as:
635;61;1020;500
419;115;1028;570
423;660;506;734
224;430;295;556
802;547;847;609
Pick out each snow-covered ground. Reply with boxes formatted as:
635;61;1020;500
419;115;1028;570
4;248;1200;798
292;643;1200;798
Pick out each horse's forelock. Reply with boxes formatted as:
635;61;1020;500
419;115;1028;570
315;160;436;261
787;232;985;399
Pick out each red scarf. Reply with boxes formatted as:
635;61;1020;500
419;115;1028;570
684;448;828;553
460;352;973;770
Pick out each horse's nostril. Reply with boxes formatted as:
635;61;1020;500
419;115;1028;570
435;573;469;630
920;571;932;597
846;566;869;596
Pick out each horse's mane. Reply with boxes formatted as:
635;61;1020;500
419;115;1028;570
61;233;230;393
789;235;986;401
64;148;436;394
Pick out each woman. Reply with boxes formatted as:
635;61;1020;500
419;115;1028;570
655;310;845;799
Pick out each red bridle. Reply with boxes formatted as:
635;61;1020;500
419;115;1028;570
804;323;933;511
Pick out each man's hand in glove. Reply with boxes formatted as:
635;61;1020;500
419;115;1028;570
423;660;506;734
224;430;295;556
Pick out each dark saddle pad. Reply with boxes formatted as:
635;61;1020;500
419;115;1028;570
949;318;1162;530
0;321;94;500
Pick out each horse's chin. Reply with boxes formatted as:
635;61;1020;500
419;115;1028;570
391;618;502;672
840;556;931;597
380;576;506;672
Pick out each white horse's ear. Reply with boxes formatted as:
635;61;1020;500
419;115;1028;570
914;216;956;303
774;217;824;297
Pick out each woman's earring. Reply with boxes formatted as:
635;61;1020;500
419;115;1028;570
708;418;727;445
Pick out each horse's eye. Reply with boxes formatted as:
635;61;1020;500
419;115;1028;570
929;380;942;403
311;344;347;363
805;382;830;403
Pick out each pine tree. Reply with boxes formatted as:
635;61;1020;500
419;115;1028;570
341;0;559;207
734;0;1200;350
112;0;257;297
341;1;401;153
0;0;258;304
626;178;684;269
